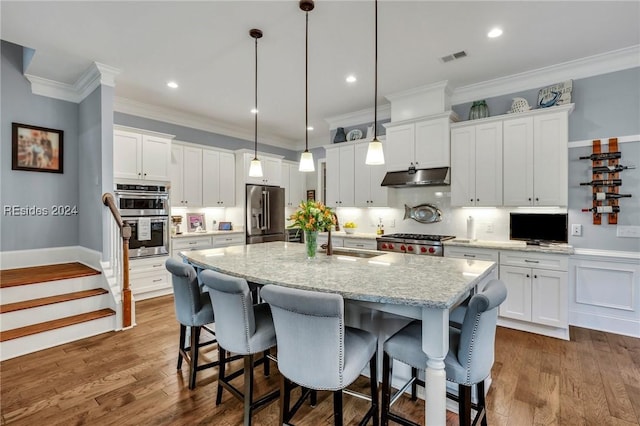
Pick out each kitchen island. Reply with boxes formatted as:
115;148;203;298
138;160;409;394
181;241;497;425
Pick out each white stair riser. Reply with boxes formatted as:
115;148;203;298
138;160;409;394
0;316;116;361
1;295;112;331
1;275;104;304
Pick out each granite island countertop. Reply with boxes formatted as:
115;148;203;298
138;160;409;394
444;238;574;255
180;241;496;309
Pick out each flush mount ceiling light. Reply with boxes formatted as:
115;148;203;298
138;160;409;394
488;27;503;38
299;0;315;172
365;0;385;165
248;28;264;178
167;81;178;89
346;75;357;83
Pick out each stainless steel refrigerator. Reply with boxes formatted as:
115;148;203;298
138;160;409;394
246;184;285;244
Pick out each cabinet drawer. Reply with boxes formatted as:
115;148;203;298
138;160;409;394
130;270;170;294
444;247;498;262
213;234;244;247
343;239;376;250
172;237;213;250
499;251;568;271
129;256;169;275
317;235;344;248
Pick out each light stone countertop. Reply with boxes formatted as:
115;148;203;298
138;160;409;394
180;241;496;309
172;230;244;239
444;238;574;255
318;231;378;240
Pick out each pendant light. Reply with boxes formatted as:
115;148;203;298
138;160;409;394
248;28;264;178
365;0;385;165
298;0;315;172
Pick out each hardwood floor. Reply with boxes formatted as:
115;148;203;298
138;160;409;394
1;295;639;425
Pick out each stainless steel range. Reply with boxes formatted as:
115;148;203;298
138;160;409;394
376;233;455;256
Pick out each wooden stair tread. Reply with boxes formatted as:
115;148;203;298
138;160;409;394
0;308;115;342
0;262;101;288
0;289;108;314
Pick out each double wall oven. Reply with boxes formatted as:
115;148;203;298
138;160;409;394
114;183;170;258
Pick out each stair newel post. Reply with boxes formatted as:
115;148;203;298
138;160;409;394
121;224;132;328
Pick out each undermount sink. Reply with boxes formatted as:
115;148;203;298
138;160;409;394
320;248;385;259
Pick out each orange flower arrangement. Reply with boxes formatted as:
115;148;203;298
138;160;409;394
288;200;336;232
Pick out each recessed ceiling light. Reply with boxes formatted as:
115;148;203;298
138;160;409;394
346;75;357;83
487;28;503;38
251;108;258;114
167;81;178;89
307;126;314;131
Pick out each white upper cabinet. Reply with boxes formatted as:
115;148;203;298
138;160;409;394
281;162;305;207
242;153;282;186
354;142;387;207
325;144;355;207
451;121;502;207
203;150;235;207
114;129;173;181
170;144;203;207
503;108;570;206
384;113;456;172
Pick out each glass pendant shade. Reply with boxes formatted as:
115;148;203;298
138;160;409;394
299;151;315;172
249;157;263;177
365;140;385;165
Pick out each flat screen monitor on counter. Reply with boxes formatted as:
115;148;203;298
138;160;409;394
510;213;568;244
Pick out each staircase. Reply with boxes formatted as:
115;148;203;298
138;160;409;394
0;262;116;361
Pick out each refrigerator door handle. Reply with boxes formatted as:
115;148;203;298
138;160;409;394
266;191;271;230
261;191;268;230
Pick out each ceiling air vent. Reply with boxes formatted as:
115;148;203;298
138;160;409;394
440;50;467;63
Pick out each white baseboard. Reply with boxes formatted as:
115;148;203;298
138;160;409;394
0;245;102;270
497;318;570;340
569;311;640;338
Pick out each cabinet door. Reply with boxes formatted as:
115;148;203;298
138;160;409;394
141;135;171;181
169;145;184;206
385;124;415;171
325;148;341;207
263;158;282;186
354;143;371;207
281;163;291;205
368;154;388;206
450;127;475;207
499;265;532;321
182;146;202;206
288;166;304;207
114;130;142;179
533;112;568;206
503;117;534;206
531;268;567;327
338;145;355;206
474;122;502;206
415;118;449;168
218;152;235;206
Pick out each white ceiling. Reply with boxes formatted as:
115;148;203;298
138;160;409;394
2;1;639;151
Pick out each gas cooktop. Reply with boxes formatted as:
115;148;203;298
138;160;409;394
378;233;456;242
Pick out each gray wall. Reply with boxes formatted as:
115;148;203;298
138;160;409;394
114;112;299;161
1;41;79;251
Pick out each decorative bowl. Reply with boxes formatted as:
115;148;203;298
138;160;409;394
344;228;356;234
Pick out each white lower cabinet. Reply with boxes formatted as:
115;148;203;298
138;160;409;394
212;233;244;248
343;238;377;250
317;234;344;250
129;255;171;300
498;251;569;339
444;246;499;280
171;236;214;261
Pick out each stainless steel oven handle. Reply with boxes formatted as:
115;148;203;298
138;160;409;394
115;191;169;199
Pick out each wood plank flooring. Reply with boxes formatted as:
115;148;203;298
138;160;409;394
0;262;100;288
1;295;639;425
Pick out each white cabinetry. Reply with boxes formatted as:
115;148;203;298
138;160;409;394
325;144;355;207
343;238;377;250
444;246;499;280
213;233;244;248
498;251;569;339
242;153;281;186
114;128;172;181
354;142;387;207
172;236;213;261
503;109;570;206
170;144;202;207
129;255;171;300
384;113;456;172
281;162;305;207
317;234;344;250
451;122;502;207
203;150;235;206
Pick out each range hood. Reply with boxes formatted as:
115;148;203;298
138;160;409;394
380;167;450;187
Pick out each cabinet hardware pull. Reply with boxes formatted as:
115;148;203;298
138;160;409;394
524;259;539;263
534;275;538;279
152;264;162;268
526;274;530;278
463;254;476;258
188;242;197;245
152;278;162;283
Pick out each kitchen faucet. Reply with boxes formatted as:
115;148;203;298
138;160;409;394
321;212;340;255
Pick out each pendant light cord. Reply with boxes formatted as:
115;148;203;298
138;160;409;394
254;35;258;160
305;10;309;153
373;0;378;141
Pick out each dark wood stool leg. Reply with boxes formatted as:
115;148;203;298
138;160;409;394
310;389;317;407
458;384;471;426
177;324;186;370
370;352;379;426
243;354;254;426
188;326;201;390
263;349;270;377
333;390;343;426
381;351;392;426
477;380;487;426
280;377;292;425
410;367;418;400
216;347;226;405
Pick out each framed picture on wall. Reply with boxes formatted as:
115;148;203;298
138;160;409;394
186;213;206;232
307;190;315;201
12;122;64;173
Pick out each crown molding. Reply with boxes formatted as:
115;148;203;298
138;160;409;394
451;45;640;105
25;61;120;103
113;97;296;151
324;104;391;130
385;80;452;102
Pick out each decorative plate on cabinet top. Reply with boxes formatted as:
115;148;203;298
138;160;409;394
346;129;363;141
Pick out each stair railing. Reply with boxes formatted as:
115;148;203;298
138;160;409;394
102;193;132;328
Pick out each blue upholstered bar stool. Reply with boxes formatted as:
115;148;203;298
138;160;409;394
165;258;219;390
261;285;379;426
381;279;507;426
200;270;279;426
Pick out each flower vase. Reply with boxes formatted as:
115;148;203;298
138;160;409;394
304;230;318;259
468;100;489;120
